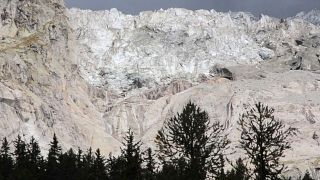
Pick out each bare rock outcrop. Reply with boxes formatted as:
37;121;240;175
0;0;120;153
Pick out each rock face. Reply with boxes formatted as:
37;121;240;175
1;0;320;176
0;0;120;153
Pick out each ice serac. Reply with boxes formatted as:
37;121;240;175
1;0;320;176
69;8;271;91
69;8;320;93
0;0;120;153
295;10;320;25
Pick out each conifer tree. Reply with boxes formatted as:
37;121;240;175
82;147;95;180
143;148;156;180
92;149;107;180
107;154;126;180
74;148;86;180
217;154;226;180
45;133;62;180
155;101;229;180
121;129;143;180
59;148;78;180
76;148;83;169
302;171;314;180
156;158;188;180
238;102;294;180
13;135;28;168
0;137;13;179
27;137;44;180
12;135;34;180
226;158;249;180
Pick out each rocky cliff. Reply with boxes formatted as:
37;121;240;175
0;0;120;153
1;0;320;176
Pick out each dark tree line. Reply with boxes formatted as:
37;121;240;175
0;134;113;180
0;102;313;180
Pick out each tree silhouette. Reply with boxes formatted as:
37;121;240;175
217;154;226;180
156;158;188;180
226;158;249;180
12;135;33;180
74;148;88;180
0;137;13;179
82;147;95;180
107;154;126;180
45;133;62;180
302;171;314;180
155;101;229;180
121;129;143;180
143;148;156;180
13;135;27;167
27;137;44;179
92;149;107;180
59;148;78;180
238;102;294;180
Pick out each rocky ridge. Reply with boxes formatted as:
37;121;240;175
0;0;320;176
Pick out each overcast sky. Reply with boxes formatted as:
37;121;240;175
65;0;320;18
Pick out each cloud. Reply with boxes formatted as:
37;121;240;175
64;0;320;17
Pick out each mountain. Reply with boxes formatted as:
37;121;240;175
1;0;320;176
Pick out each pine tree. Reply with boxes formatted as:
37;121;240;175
74;148;86;180
107;154;126;180
76;148;83;169
108;129;143;180
302;171;314;180
92;149;107;180
82;147;95;180
59;148;78;180
0;137;13;179
12;135;33;180
155;101;229;180
118;129;142;180
13;135;28;167
122;129;144;180
226;158;249;180
27;137;44;180
45;133;62;180
238;103;295;180
217;154;226;180
156;158;188;180
143;148;156;180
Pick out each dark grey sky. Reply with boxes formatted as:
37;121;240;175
65;0;320;18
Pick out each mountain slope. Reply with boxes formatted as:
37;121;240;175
0;0;320;175
0;0;120;153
